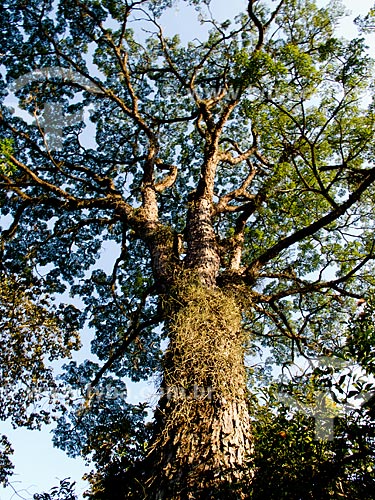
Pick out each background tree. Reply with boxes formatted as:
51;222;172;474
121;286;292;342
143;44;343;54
1;0;375;498
33;478;78;500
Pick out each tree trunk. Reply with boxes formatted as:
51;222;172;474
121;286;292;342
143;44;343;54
130;189;253;498
144;280;253;499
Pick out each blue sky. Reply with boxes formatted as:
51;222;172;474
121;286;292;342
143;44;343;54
1;0;375;499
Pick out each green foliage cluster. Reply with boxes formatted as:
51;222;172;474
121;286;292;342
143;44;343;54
250;398;375;499
247;296;375;499
33;478;77;500
0;139;16;176
0;272;81;429
347;294;375;374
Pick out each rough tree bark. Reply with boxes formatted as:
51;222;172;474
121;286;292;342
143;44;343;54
134;171;253;499
145;282;253;499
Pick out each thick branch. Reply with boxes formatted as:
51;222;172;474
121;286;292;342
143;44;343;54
263;250;375;303
247;168;375;276
248;0;264;51
154;163;178;193
215;166;258;214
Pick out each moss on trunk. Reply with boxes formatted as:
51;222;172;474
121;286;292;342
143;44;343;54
143;278;253;499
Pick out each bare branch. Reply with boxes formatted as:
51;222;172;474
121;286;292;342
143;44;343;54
264;0;285;29
218;145;257;166
90;285;159;388
248;0;264;51
1;200;33;241
259;248;375;303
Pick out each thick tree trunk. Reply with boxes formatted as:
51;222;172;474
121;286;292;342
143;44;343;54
132;185;253;498
144;282;253;499
184;197;221;287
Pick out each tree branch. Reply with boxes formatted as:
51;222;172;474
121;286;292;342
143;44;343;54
248;0;265;51
246;167;375;276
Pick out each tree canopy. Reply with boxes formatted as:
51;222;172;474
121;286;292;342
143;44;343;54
1;0;375;498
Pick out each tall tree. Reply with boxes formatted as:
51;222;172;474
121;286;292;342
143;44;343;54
1;0;375;498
